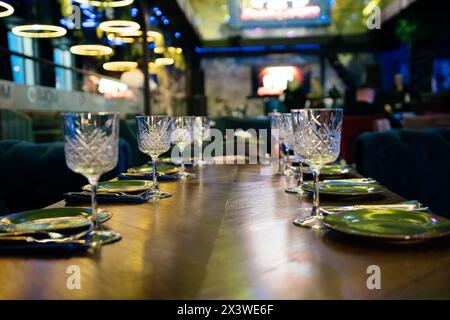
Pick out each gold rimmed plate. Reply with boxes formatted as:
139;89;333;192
83;180;152;193
303;164;351;177
127;164;180;175
302;181;387;197
324;209;450;241
0;207;111;233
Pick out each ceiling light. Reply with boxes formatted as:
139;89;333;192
0;1;14;18
73;0;134;8
103;61;138;72
117;30;143;37
147;31;163;40
70;44;113;56
12;24;67;38
99;20;140;33
155;58;174;66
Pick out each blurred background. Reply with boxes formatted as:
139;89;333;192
1;0;450;215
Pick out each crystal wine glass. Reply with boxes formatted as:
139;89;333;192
194;116;211;165
136;116;173;199
291;108;343;229
171;116;195;178
280;113;304;194
63;112;121;244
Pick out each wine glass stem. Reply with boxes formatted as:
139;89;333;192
180;149;185;173
152;156;159;196
297;162;304;187
88;177;101;230
311;168;321;217
284;151;288;171
199;141;203;163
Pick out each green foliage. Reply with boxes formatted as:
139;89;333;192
396;19;417;46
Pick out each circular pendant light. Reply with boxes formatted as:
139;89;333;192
99;20;140;34
155;58;174;66
103;61;138;72
70;44;113;56
73;0;134;8
11;24;67;38
0;1;14;18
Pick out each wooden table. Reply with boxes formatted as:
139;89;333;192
0;164;449;299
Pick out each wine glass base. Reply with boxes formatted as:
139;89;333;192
151;191;172;199
196;159;207;166
285;186;303;194
179;172;195;179
87;230;122;245
293;213;326;229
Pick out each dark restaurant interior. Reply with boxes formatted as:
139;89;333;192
0;0;450;302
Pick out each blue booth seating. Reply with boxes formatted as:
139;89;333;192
120;119;151;167
0;139;131;214
355;129;450;217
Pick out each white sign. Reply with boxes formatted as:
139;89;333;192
0;79;143;113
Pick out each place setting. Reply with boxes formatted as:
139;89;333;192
64;180;154;204
0;207;110;253
0;113;125;253
274;109;450;244
119;162;182;181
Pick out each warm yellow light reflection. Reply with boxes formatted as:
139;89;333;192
109;30;143;44
99;20;140;33
167;47;183;54
155;58;174;66
148;62;158;73
70;44;113;56
11;25;67;38
73;0;134;8
147;31;163;42
103;61;138;72
0;1;14;18
154;47;165;54
118;30;143;37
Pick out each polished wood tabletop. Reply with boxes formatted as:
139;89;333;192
0;164;449;299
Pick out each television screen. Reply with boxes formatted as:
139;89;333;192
229;0;332;29
255;66;303;96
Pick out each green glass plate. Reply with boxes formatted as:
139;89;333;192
127;164;180;175
302;181;387;196
83;180;152;193
303;164;351;176
324;209;450;241
0;207;111;232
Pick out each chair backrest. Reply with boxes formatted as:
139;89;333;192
120;119;151;167
0;139;131;214
341;114;386;163
0;110;34;142
355;129;450;217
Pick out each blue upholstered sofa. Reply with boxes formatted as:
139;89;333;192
355;129;450;217
0;139;131;214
